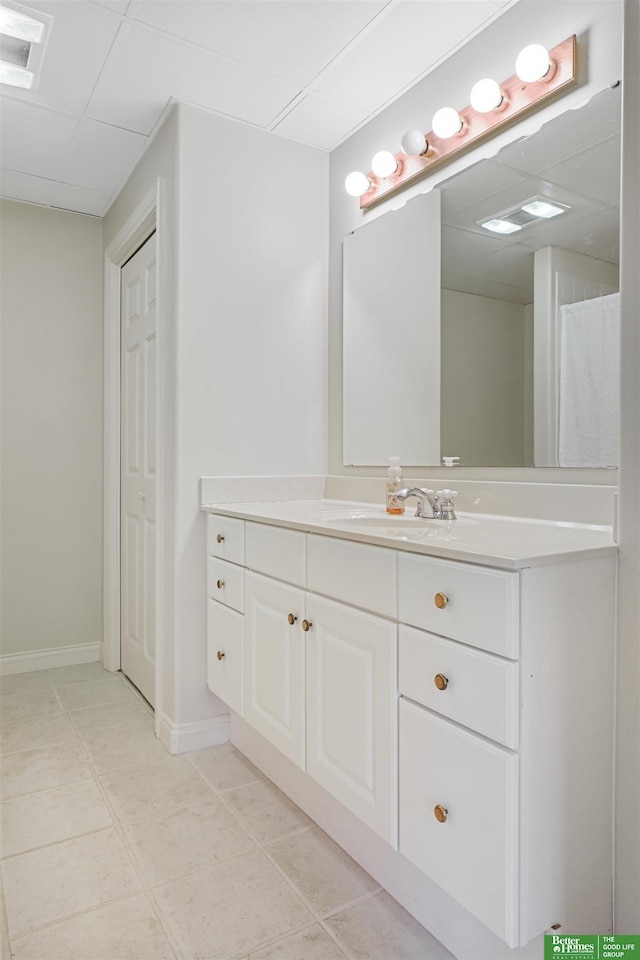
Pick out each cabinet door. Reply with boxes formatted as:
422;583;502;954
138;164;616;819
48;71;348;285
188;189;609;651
305;594;397;845
244;572;305;769
399;698;519;946
207;600;243;716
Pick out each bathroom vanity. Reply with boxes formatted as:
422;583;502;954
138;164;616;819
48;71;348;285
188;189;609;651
201;497;616;953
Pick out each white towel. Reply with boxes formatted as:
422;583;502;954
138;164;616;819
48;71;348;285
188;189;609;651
558;292;620;468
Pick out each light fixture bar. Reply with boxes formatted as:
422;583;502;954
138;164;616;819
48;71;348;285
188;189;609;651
358;34;577;210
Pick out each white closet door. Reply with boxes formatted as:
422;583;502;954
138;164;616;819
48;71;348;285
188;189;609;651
120;233;157;706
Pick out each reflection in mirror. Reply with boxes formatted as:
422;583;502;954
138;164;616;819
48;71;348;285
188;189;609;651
342;87;621;468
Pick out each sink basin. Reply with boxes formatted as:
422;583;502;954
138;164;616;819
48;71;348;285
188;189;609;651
324;513;480;528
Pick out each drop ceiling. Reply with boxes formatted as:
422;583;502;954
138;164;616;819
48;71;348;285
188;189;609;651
0;0;513;217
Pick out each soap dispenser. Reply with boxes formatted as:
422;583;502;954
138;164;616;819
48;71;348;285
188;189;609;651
386;457;405;515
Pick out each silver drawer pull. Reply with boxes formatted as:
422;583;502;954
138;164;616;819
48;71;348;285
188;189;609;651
216;533;224;543
216;579;224;589
216;650;225;660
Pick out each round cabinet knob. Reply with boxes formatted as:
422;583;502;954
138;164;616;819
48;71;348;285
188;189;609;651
434;804;448;823
216;579;224;589
287;613;297;625
216;533;225;543
301;619;312;632
434;592;449;609
434;673;449;691
216;650;225;660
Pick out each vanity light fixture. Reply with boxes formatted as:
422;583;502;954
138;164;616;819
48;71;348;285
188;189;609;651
371;150;398;178
344;171;371;198
432;107;463;139
0;2;52;90
349;35;577;209
469;78;504;113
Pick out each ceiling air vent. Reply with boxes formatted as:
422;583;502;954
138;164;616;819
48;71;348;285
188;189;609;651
0;3;52;89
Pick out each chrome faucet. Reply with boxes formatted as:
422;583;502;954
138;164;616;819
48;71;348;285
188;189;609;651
396;488;457;520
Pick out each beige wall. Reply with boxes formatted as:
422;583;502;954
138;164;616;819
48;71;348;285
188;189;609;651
441;290;529;467
0;201;103;658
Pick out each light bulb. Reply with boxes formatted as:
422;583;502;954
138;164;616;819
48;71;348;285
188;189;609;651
515;44;551;83
432;107;463;139
344;171;371;198
470;78;503;113
371;150;398;178
401;129;428;156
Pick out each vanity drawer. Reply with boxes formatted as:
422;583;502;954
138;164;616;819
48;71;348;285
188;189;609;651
207;558;244;613
207;600;243;716
307;534;397;618
206;514;245;565
398;553;519;659
245;522;306;587
399;625;519;748
399;698;519;946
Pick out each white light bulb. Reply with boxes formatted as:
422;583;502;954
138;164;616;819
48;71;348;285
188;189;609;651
344;171;371;198
400;129;427;156
515;44;551;83
371;150;398;178
432;107;463;139
470;78;503;113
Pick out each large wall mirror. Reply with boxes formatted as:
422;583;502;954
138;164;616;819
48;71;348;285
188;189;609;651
343;86;621;468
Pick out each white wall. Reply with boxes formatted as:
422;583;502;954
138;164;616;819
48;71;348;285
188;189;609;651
105;105;328;729
441;290;528;466
174;106;327;725
0;201;103;661
329;0;623;478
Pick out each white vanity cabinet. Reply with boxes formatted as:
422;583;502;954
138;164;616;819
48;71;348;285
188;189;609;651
204;507;616;951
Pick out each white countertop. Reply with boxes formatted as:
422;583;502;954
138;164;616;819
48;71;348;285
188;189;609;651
201;499;617;570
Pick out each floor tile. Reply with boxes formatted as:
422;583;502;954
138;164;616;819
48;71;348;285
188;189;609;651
81;722;169;776
223;779;313;845
122;795;255;886
47;662;111;686
100;755;213;822
248;924;347;959
325;891;454;960
56;676;137;711
0;688;65;725
0;672;52;695
153;849;312;960
1;779;112;857
67;698;153;739
189;742;265;792
0;716;77;756
266;826;379;915
1;828;141;939
0;742;91;800
10;893;175;959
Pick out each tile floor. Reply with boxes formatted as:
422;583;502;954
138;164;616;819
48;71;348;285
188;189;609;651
0;664;453;960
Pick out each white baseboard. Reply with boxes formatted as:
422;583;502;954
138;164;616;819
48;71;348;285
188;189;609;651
157;711;230;755
0;642;101;675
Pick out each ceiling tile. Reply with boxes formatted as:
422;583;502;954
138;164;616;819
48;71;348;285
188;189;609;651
442;225;505;269
90;0;130;11
0;169;54;205
273;93;368;150
0;99;78;180
440;160;525;218
51;183;111;217
60;120;147;194
127;0;388;86
8;1;122;115
87;22;301;135
459;242;535;282
538;136;621;207
315;1;498;112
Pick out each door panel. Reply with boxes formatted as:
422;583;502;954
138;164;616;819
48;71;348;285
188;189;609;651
120;233;157;706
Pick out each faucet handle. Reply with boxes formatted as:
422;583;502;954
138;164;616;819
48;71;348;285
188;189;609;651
436;489;457;500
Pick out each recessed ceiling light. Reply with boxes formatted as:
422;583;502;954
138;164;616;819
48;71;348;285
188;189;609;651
520;198;569;218
0;2;52;90
481;219;522;235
